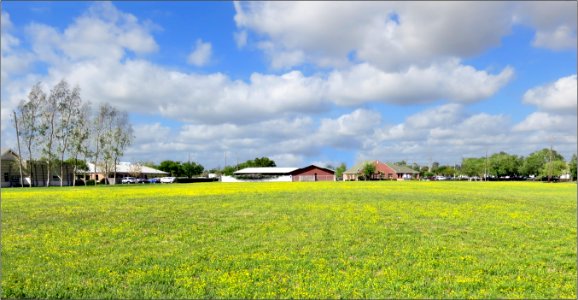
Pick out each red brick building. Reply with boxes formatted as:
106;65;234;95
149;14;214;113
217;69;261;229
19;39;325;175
343;160;419;181
291;165;335;181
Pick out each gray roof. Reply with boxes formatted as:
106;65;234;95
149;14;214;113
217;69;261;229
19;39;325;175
343;161;374;174
387;163;419;174
87;162;168;175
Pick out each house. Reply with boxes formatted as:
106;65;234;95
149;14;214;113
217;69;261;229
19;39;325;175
343;160;419;181
291;165;335;181
86;162;168;184
1;148;23;187
1;148;75;187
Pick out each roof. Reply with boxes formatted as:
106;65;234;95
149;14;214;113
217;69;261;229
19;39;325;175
1;148;20;161
234;167;298;175
87;163;168;175
387;164;419;174
343;161;374;174
293;165;335;174
343;161;419;174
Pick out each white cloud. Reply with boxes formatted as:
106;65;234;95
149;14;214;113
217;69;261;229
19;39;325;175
533;26;577;50
235;2;576;70
25;2;157;65
513;112;577;132
187;39;212;66
514;2;577;50
234;2;514;70
327;61;513;105
523;75;577;113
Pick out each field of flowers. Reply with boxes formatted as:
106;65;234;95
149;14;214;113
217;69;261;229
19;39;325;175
2;181;576;298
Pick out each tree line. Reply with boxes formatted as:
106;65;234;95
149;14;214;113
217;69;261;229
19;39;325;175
144;160;205;178
12;80;134;187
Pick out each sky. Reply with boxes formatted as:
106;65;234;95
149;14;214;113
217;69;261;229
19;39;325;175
1;1;576;169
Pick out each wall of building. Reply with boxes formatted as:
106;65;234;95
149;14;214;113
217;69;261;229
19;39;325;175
292;166;335;181
221;175;293;182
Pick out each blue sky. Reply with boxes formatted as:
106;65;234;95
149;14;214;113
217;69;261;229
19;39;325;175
1;1;576;169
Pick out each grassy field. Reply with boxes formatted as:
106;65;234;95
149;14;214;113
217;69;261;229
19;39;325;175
2;181;576;298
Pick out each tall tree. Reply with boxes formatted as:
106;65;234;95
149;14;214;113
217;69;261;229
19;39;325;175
53;80;83;186
69;102;91;186
39;81;62;186
17;83;45;187
109;110;134;183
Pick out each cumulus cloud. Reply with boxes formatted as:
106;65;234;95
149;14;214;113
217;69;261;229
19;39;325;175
234;2;514;70
235;2;576;70
187;39;212;66
514;2;577;50
326;61;513;105
513;112;577;132
522;75;577;113
25;2;157;65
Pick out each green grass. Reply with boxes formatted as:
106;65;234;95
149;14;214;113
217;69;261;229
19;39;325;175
2;181;576;298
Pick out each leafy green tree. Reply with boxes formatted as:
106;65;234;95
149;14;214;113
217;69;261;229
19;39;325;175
222;165;236;176
158;160;183;177
489;152;521;177
64;158;88;171
335;162;347;179
520;148;565;177
182;161;204;178
362;162;376;180
568;154;577;180
436;165;455;177
431;162;440;173
461;157;484;177
540;160;567;179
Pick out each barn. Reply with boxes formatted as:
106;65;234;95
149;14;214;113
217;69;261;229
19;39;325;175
291;165;335;181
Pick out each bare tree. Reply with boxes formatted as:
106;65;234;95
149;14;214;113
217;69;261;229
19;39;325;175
92;103;113;184
129;162;143;178
38;81;62;187
54;81;83;186
69;102;91;186
18;83;45;187
110;110;134;183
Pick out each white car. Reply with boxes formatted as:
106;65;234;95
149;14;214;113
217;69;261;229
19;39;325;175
121;177;137;184
160;177;176;183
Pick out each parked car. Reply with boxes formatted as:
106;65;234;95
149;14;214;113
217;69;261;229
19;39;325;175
160;177;176;183
434;176;447;181
121;177;137;184
136;178;147;184
149;178;161;184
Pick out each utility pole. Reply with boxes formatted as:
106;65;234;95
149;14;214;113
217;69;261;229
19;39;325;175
484;149;488;182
